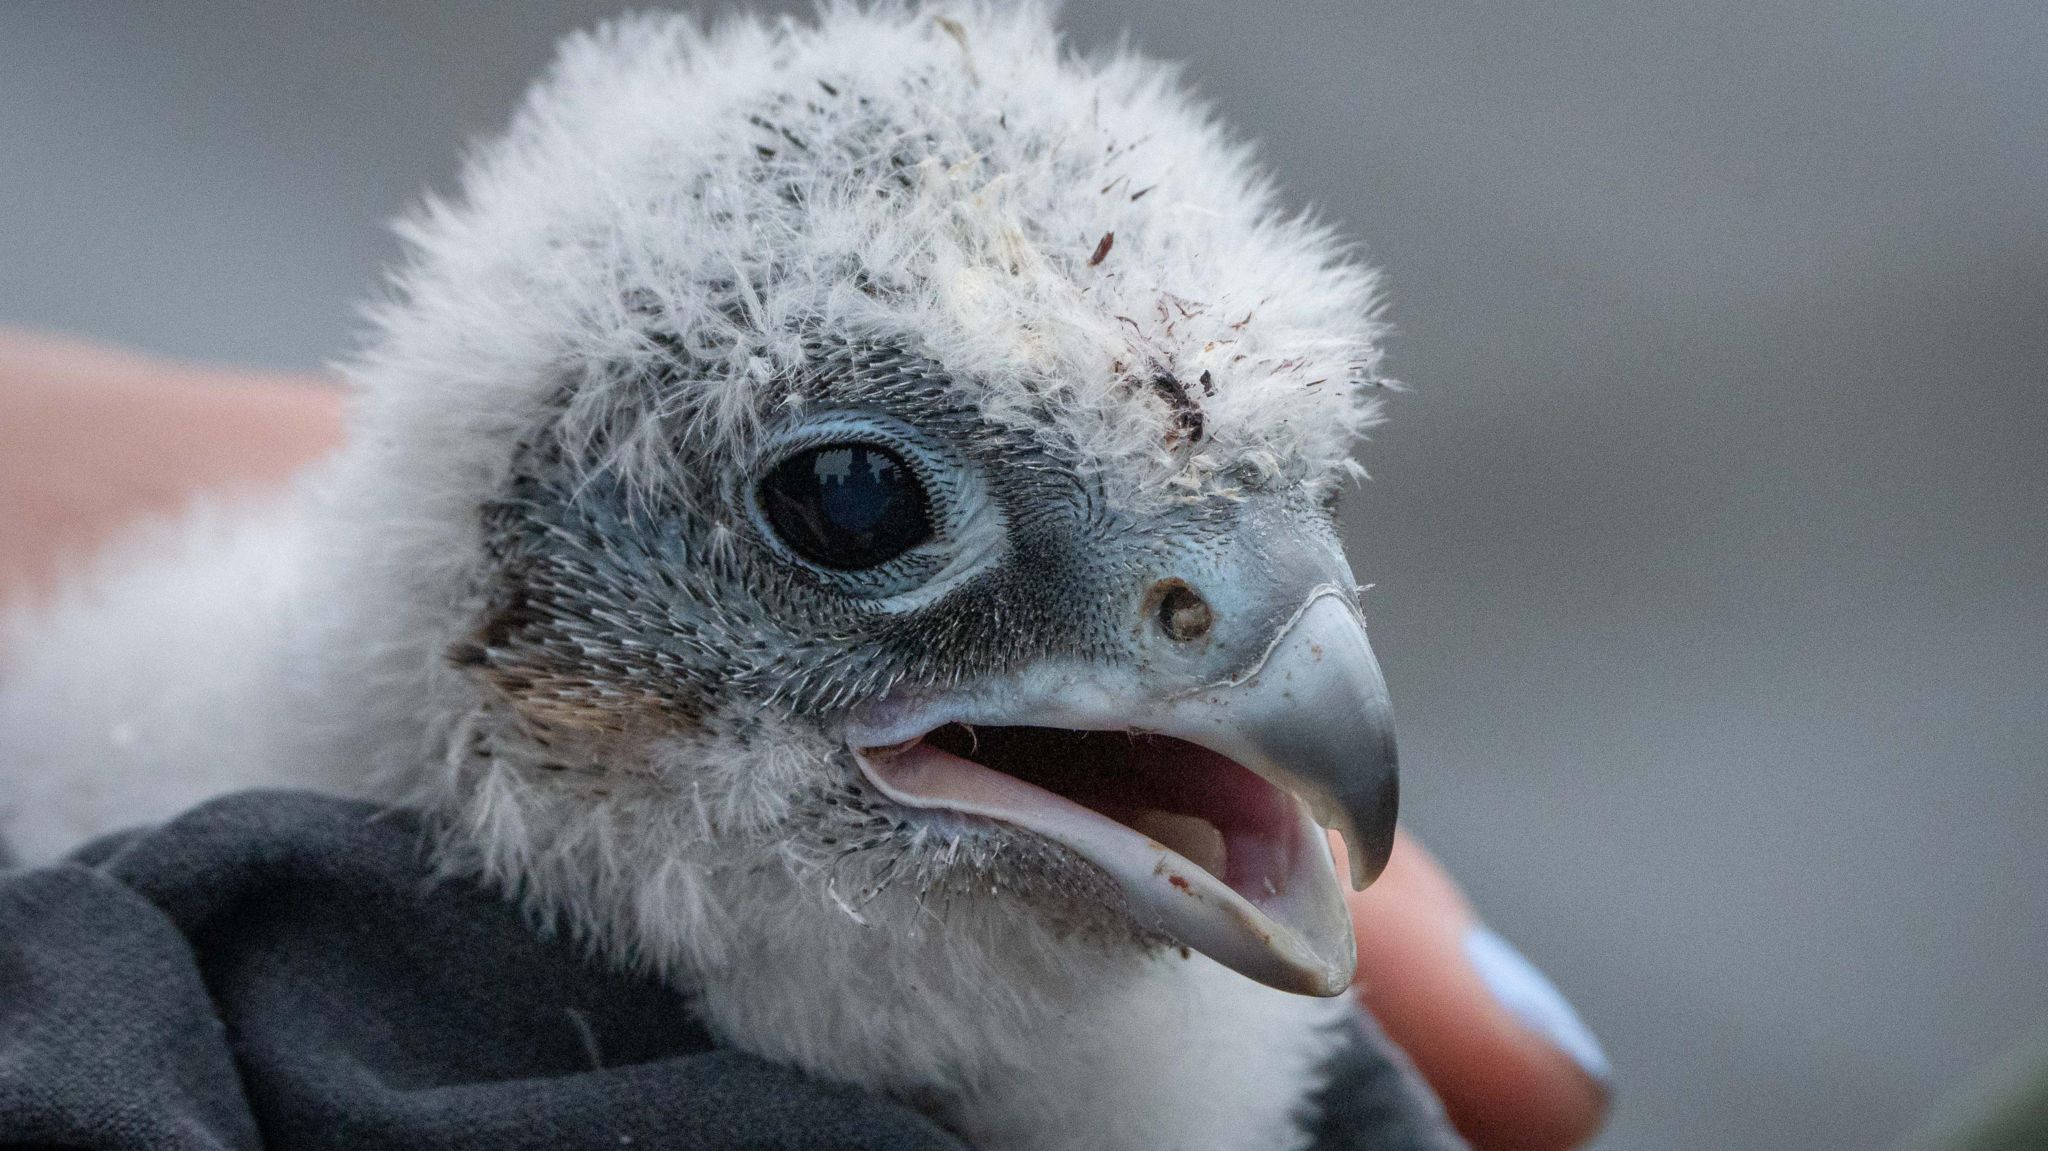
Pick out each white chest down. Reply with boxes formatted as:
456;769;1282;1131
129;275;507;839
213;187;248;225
676;902;1464;1151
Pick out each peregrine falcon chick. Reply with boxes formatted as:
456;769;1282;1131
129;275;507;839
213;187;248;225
0;6;1441;1148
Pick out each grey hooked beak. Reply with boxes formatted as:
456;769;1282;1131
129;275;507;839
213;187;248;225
1143;587;1400;890
848;584;1399;997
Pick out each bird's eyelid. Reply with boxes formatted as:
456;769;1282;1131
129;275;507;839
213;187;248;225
748;414;966;510
750;412;928;464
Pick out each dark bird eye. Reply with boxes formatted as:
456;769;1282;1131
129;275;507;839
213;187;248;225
758;442;934;570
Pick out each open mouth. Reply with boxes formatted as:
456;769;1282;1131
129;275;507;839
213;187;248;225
846;586;1399;997
854;720;1355;996
916;724;1310;903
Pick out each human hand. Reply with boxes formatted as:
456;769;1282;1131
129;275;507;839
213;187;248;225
0;329;345;603
0;329;1611;1149
1342;831;1611;1149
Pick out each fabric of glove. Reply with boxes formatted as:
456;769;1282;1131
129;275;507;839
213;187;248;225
0;790;1458;1150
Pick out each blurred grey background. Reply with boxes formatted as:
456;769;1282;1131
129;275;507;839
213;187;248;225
2;2;2043;1147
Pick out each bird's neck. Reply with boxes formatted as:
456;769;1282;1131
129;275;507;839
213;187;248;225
673;861;1354;1151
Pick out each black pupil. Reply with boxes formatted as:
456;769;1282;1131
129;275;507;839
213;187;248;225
759;442;934;570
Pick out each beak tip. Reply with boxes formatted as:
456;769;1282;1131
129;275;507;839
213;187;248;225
1344;766;1400;891
1309;969;1356;998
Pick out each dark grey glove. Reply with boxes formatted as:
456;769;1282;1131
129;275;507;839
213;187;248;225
0;790;1461;1150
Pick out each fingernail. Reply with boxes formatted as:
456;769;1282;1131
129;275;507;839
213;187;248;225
1463;925;1613;1088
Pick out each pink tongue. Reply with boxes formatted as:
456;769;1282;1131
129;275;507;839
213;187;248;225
1121;738;1301;901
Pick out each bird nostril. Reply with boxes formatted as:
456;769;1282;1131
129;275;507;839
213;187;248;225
1151;579;1214;643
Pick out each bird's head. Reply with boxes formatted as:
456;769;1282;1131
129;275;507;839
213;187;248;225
341;5;1397;997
